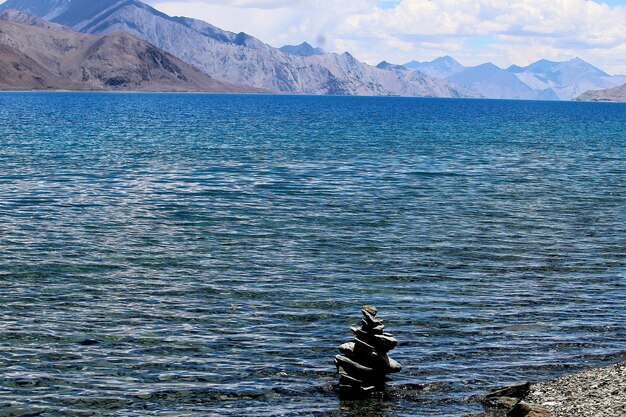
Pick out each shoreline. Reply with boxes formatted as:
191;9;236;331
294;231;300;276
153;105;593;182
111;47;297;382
480;361;625;416
1;89;626;103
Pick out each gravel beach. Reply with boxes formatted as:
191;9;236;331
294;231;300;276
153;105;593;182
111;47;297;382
524;362;626;417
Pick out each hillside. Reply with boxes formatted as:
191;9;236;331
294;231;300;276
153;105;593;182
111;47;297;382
0;43;84;90
574;84;626;102
0;12;260;92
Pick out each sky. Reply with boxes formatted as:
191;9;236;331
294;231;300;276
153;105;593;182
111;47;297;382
145;0;626;75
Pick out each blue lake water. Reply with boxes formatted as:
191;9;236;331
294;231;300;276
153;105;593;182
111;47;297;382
0;92;624;417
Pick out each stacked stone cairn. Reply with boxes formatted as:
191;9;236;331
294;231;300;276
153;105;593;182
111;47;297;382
335;305;402;396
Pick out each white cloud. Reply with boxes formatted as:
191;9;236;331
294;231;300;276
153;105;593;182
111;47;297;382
147;0;626;74
148;0;371;49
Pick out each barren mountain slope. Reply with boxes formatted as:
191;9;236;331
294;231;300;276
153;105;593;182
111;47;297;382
0;13;261;92
0;43;84;90
574;84;626;102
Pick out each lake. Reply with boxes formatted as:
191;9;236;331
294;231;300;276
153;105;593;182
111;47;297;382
0;93;624;416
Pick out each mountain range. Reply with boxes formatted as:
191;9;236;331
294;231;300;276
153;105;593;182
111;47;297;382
0;10;258;92
0;0;623;100
0;0;476;97
403;56;465;79
399;56;626;100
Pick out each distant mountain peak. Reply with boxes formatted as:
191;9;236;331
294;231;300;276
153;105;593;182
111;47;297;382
536;58;559;64
376;61;408;72
476;62;501;70
279;42;324;57
432;55;460;65
506;64;524;73
403;56;465;79
514;56;610;79
566;56;607;71
446;61;554;100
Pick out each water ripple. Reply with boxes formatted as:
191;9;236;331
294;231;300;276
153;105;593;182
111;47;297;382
0;93;625;416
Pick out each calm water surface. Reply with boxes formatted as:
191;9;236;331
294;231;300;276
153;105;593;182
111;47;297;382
0;93;625;417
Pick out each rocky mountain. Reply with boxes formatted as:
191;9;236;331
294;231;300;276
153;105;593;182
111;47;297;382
506;58;626;100
574;84;626;102
403;56;465;79
0;0;476;97
447;63;558;100
0;11;258;92
0;8;70;30
371;58;480;97
280;42;324;57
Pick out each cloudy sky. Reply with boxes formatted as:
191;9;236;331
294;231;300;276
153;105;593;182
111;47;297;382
145;0;626;74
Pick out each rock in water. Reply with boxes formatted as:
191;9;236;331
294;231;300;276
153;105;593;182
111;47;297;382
335;306;402;397
508;402;552;417
482;382;530;409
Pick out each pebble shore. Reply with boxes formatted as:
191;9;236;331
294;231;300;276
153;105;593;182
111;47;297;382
524;362;626;417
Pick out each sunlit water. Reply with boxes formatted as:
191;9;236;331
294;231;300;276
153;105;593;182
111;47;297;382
0;93;624;417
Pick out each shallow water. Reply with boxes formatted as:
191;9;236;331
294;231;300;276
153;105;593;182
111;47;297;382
0;93;624;416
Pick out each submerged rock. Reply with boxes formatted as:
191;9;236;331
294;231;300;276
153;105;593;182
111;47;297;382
480;382;553;417
78;339;100;346
508;402;552;417
335;306;402;397
482;382;530;409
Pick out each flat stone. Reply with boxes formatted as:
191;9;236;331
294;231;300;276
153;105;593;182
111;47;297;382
354;328;374;343
362;309;384;327
371;324;385;333
486;382;531;402
482;382;530;410
372;334;397;351
508;402;552;417
388;357;402;373
340;338;401;375
360;319;385;334
362;305;377;316
355;329;397;352
353;337;376;354
339;342;355;356
338;369;364;387
335;355;376;377
353;339;393;370
483;396;520;409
